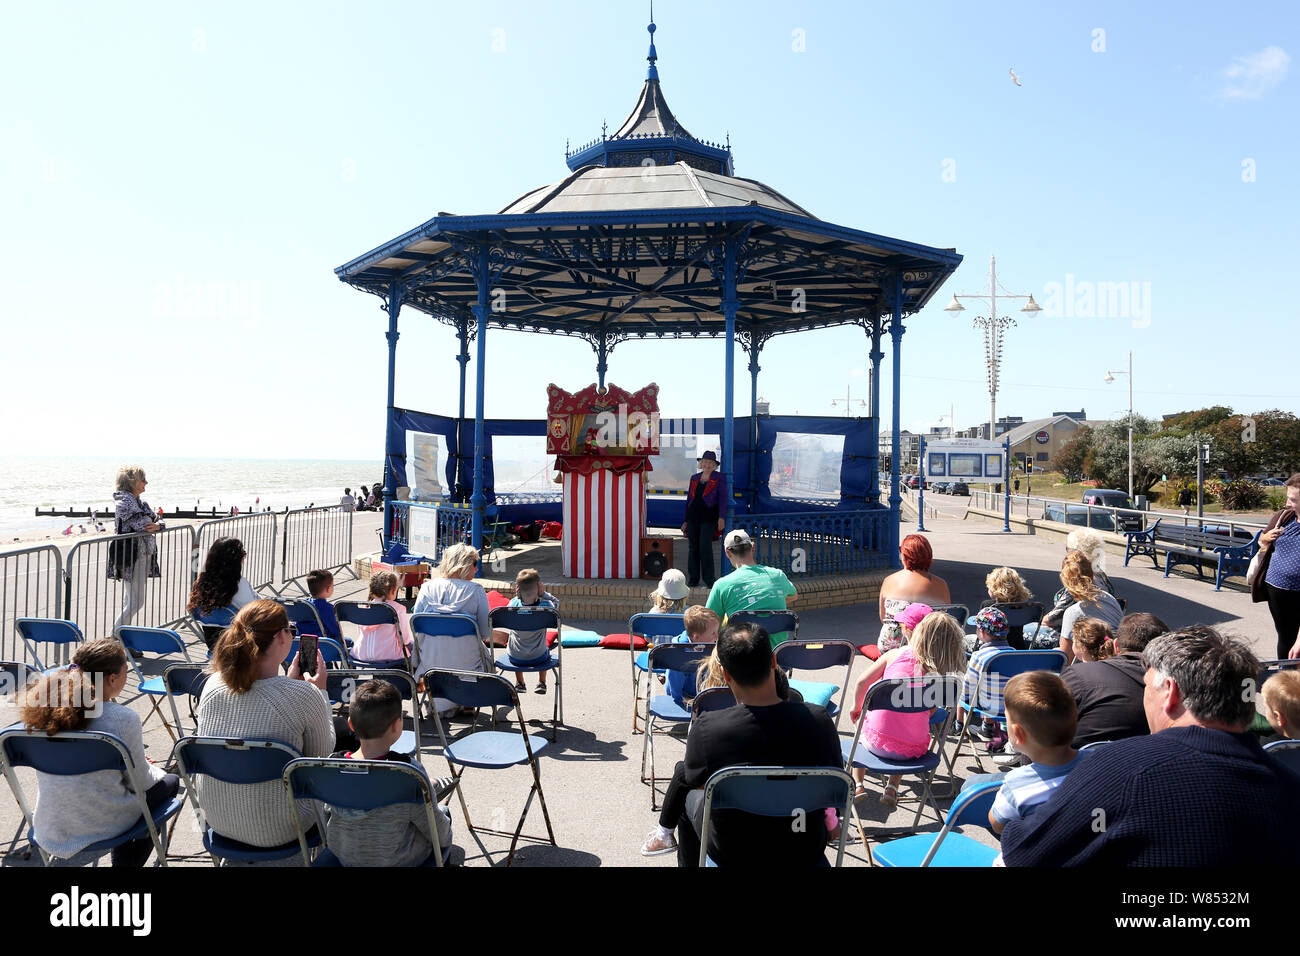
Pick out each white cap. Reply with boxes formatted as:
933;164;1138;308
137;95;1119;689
724;529;753;551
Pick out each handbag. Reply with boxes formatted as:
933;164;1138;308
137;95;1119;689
1247;550;1264;586
106;519;138;580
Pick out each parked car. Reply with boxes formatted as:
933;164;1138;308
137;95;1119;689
1081;489;1143;532
931;481;948;494
1045;502;1117;531
949;482;970;496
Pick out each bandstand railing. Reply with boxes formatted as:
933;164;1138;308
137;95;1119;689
388;501;472;561
748;509;892;576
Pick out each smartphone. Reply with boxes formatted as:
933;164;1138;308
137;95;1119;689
297;629;318;676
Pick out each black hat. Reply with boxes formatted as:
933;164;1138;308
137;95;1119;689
698;450;719;463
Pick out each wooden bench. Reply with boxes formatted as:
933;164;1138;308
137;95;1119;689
1123;518;1260;591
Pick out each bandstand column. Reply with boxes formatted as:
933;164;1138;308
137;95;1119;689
888;274;905;565
382;281;405;549
868;320;884;505
455;314;470;501
470;242;490;559
595;333;609;389
748;342;761;511
720;237;739;574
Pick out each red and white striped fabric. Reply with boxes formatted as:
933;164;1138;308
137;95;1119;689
562;470;646;578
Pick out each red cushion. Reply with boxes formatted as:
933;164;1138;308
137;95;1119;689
487;590;509;610
546;629;560;647
598;632;647;650
858;644;882;660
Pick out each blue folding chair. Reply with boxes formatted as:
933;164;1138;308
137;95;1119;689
640;642;714;809
0;727;185;866
698;765;855;867
490;606;563;741
843;675;962;861
775;639;856;726
275;598;330;637
691;685;735;716
409;613;493;720
871;778;1003;867
728;609;799;645
337;601;410;668
15;618;83;672
170;736;321;865
324;668;421;757
0;662;45;859
118;626;192;742
421;668;555;866
930;604;971;626
1078;739;1113;752
191;605;236;650
161;663;208;740
1265;738;1300;780
629;613;686;734
955;650;1068;770
283;757;449;867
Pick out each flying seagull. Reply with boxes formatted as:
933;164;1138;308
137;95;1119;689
1009;67;1022;87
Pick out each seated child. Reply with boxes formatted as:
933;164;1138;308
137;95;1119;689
1070;618;1115;663
978;567;1034;649
957;607;1013;752
301;569;343;643
352;570;414;669
649;568;689;614
988;671;1086;865
848;611;965;806
495;568;559;694
1261;670;1300;741
327;680;453;866
665;606;720;706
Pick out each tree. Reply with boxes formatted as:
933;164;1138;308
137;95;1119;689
1161;406;1235;433
1056;427;1093;482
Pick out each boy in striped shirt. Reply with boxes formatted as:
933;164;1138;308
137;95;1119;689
988;671;1086;843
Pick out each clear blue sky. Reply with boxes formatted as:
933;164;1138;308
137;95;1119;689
2;0;1296;460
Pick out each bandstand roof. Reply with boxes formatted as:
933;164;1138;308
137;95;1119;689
336;17;961;349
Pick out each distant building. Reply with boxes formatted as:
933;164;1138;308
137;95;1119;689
880;430;922;467
1053;409;1087;420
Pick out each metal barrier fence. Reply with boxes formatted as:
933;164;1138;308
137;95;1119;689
388;501;472;561
0;545;63;661
195;511;278;591
968;489;1268;540
749;509;893;576
278;507;356;596
64;526;197;645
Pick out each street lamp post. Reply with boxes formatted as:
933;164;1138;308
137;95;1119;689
830;387;867;418
944;254;1041;441
1104;350;1134;500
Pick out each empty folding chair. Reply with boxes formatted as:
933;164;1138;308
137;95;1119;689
871;778;1003;867
843;675;962;859
775;640;857;726
409;613;492;718
15;618;83;672
324;668;421;757
118;626;192;741
929;604;970;627
0;727;185;867
421;668;555;866
490;606;563;741
728;609;799;645
691;685;736;717
170;736;321;865
641;642;714;809
629;613;686;734
337;601;409;669
955;649;1068;771
162;663;208;740
697;766;855;867
283;756;449;867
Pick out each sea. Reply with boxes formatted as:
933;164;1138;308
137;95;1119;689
2;456;380;542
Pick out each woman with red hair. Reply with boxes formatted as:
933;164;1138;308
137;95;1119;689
875;534;951;651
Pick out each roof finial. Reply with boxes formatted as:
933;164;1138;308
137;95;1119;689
646;2;659;81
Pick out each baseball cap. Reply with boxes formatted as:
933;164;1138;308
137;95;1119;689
895;603;934;631
971;607;1009;639
723;529;752;551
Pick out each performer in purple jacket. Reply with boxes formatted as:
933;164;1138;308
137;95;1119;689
681;450;727;588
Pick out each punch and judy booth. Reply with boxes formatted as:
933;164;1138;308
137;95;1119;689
547;382;659;578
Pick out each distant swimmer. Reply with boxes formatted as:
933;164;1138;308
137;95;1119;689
1009;67;1022;87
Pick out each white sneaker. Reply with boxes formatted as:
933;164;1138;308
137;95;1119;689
992;750;1025;768
640;827;677;857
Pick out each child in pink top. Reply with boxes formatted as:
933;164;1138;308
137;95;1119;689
848;608;965;807
353;570;413;667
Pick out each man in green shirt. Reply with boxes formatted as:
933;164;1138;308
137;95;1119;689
705;530;798;646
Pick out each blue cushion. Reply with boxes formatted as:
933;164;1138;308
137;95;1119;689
873;832;999;868
560;631;602;648
788;679;837;708
444;731;548;769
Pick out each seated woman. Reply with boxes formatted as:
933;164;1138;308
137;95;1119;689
411;543;493;715
1027;541;1123;651
1057;552;1123;662
876;534;951;652
188;537;262;650
19;639;179;866
196;599;333;850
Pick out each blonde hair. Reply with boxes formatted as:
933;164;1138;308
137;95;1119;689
909;612;966;676
369;569;398;601
115;465;146;493
212;599;288;694
1262;671;1300;733
650;591;686;613
436;543;480;579
985;567;1032;604
1067;528;1108;575
515;568;541;593
684;606;719;637
1060;551;1102;604
20;639;127;735
695;649;727;692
